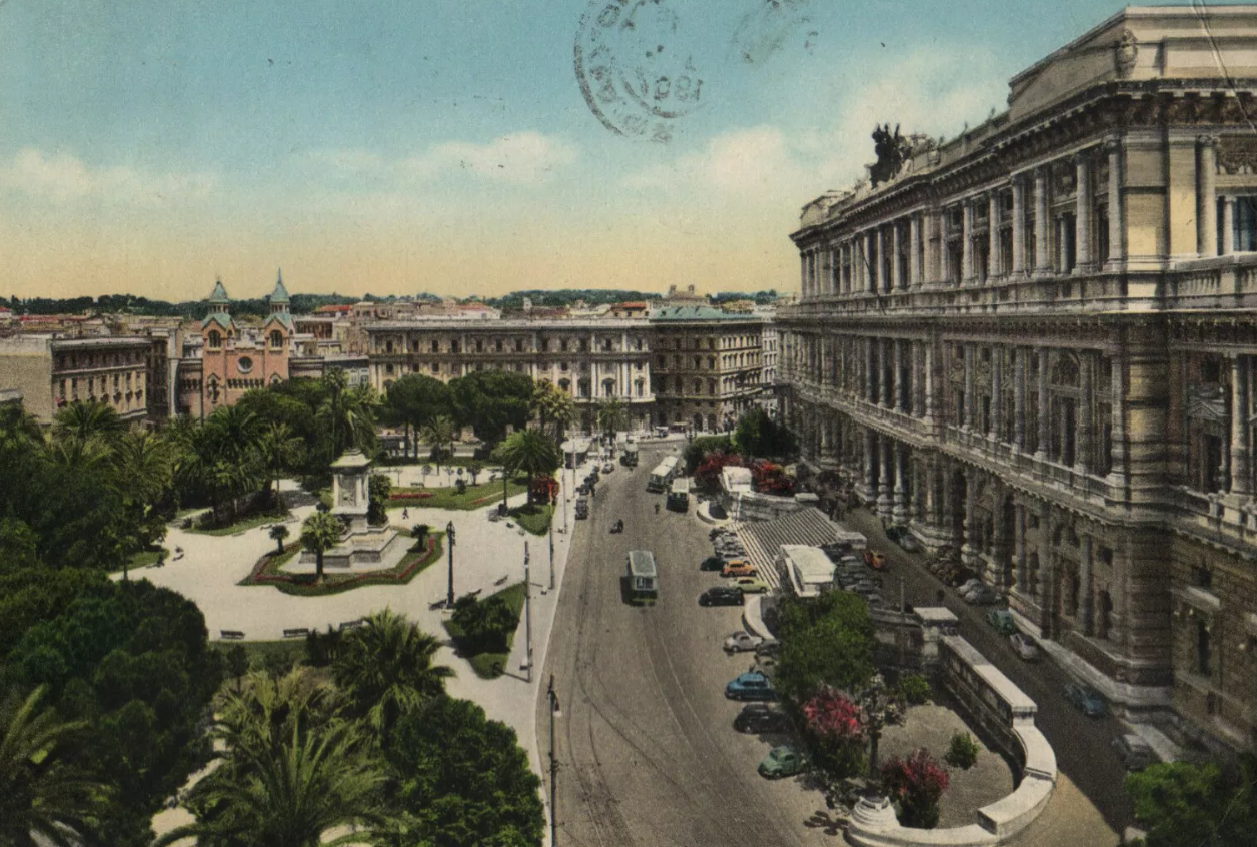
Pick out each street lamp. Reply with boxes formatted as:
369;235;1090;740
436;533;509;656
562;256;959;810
522;542;533;682
445;520;456;608
856;673;904;781
547;674;562;846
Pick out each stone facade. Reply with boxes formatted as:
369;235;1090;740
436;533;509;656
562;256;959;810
778;6;1257;753
0;334;152;425
650;306;764;433
364;318;657;433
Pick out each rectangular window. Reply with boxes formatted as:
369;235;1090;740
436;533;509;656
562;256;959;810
1235;197;1257;252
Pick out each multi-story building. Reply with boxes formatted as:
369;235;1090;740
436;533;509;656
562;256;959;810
0;333;152;424
779;5;1257;753
364;319;656;432
756;306;779;418
176;277;294;418
651;306;764;433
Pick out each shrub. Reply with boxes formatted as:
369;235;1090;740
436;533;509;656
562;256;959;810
368;474;391;525
412;524;430;549
882;749;950;829
944;731;980;770
898;674;932;705
450;594;517;655
800;687;867;780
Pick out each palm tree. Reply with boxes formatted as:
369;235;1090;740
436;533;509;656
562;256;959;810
419;414;457;473
256;421;303;507
317;370;379;460
0;685;107;847
596;396;628;439
51;400;123;447
156;720;389;847
215;667;344;754
494;429;561;509
269;524;291;555
531;381;576;442
0;404;44;452
331;609;453;741
300;511;342;582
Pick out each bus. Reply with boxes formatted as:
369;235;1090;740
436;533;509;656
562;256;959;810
627;550;658;603
621;443;639;468
666;477;691;512
647;455;679;493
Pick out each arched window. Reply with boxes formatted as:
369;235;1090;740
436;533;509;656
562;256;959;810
207;329;222;349
270;330;284;348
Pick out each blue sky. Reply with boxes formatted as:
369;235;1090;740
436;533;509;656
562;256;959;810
0;0;1127;302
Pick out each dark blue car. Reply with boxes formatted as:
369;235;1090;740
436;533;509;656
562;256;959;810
725;671;778;702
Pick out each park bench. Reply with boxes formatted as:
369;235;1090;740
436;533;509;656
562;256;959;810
219;630;245;640
282;627;310;639
338;619;365;631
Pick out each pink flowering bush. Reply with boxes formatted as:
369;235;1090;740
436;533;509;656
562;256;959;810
881;748;950;829
800;687;867;779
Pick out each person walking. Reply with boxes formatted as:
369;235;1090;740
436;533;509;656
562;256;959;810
402;507;409;520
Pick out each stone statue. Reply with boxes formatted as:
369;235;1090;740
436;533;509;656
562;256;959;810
870;123;911;187
1115;28;1138;79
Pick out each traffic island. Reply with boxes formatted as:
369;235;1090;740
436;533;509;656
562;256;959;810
239;534;443;597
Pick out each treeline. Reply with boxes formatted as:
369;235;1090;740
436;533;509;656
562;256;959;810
4;292;363;318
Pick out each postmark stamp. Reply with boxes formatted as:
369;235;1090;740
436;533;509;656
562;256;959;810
573;0;708;143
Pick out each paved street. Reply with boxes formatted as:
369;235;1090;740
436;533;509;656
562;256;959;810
538;445;834;847
837;506;1131;841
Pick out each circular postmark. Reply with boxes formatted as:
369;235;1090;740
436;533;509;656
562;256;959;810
573;0;708;143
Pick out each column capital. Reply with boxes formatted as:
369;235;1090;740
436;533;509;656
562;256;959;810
1197;133;1221;150
1073;149;1093;167
1103;134;1123;154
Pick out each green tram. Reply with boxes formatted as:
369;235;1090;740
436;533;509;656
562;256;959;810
626;550;658;604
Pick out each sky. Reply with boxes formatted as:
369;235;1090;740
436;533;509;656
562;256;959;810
0;0;1130;303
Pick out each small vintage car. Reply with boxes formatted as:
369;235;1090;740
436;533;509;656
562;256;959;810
758;745;807;778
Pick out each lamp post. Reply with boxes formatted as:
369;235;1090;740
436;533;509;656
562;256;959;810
548;518;555;591
445;520;456;608
523;542;533;682
547;674;562;846
857;673;904;781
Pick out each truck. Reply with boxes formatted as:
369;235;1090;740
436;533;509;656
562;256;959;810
647;455;679;493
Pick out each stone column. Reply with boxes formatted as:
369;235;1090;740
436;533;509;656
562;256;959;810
878;438;894;521
909;215;922;285
913;342;925;417
924;212;939;284
800;250;808;292
924;342;936;424
988;192;1001;279
893;444;908;525
1075;151;1093;272
1034;167;1052;276
881;338;893;407
1014;347;1027;451
961;470;979;567
1036;348;1050;461
1038;501;1052;611
1223;196;1237;256
1199;136;1219;257
892;224;903;290
1076;352;1093;473
875;227;887;293
962;200;975;282
1105;137;1125;269
863;337;874;402
1014;503;1028;593
1109;350;1127;483
991;347;1003;442
1080;534;1094;636
893;339;905;412
1012;176;1027;275
863;429;877;501
925;461;939;526
963;345;976;431
1231;354;1252;497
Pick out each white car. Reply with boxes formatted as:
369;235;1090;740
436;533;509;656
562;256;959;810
1010;633;1041;661
723;631;764;654
958;578;983;595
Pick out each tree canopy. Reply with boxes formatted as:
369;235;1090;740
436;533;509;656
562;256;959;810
449;371;533;444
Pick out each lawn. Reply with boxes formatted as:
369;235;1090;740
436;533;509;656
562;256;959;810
388;479;526;511
508;503;553;536
239;532;443;596
443;582;526;680
187;509;290;537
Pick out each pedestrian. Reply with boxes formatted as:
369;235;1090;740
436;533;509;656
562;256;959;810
402;507;409;520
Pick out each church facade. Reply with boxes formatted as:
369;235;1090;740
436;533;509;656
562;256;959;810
778;6;1257;754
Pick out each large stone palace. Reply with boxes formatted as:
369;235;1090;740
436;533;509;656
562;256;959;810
777;5;1257;754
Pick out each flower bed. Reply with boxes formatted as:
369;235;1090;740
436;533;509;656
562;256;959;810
389;491;435;501
239;532;444;597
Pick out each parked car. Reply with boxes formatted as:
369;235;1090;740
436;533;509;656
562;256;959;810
986;608;1017;636
863;549;887;570
700;555;726;572
700;587;745;607
1112;733;1157;771
725;671;778;701
734;703;792;734
758;745;807;778
754;639;781;658
963;585;999;605
723;631;764;653
885;526;921;553
944;567;975;587
959;578;984;595
1009;633;1041;661
722;561;756;578
732;577;770;594
1064;682;1109;717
